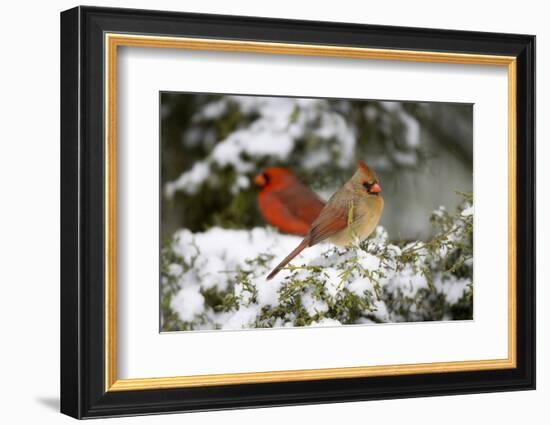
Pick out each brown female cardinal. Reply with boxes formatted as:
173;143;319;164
267;160;383;280
254;167;325;236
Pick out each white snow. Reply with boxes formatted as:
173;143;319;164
372;300;390;322
231;174;251;194
384;266;429;298
461;205;474;216
314;111;355;167
166;227;350;329
379;102;421;158
165;211;472;330
398;108;421;148
170;285;205;322
166;96;360;197
323;267;346;298
165;161;210;197
433;206;447;218
435;277;470;304
393;150;418;166
167;263;183;277
310;318;342;327
302;149;331;170
348;277;375;297
301;292;329;316
199;100;227;120
356;250;381;272
221;305;261;330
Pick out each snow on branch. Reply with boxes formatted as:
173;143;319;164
165;96;423;198
161;193;473;331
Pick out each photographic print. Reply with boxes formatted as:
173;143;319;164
160;93;474;332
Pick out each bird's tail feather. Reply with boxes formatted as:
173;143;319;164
267;238;309;280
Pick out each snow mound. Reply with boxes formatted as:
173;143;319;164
164;199;473;331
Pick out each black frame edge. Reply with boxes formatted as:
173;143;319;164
60;6;82;419
515;35;536;391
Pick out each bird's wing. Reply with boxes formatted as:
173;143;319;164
259;192;312;235
273;183;325;224
308;198;364;246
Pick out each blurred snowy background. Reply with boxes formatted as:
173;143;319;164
160;93;473;332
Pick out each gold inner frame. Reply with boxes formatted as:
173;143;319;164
104;33;517;392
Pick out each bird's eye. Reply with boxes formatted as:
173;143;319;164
262;173;270;185
363;181;381;194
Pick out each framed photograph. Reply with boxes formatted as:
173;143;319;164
60;6;535;419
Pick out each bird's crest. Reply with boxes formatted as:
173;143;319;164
357;160;377;180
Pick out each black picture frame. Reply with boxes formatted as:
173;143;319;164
60;5;535;419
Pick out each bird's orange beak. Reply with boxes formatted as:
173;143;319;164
254;173;266;187
369;182;381;194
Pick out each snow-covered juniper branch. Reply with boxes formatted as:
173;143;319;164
161;193;473;331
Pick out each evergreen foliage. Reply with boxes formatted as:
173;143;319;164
161;194;473;331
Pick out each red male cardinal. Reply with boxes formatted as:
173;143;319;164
267;160;383;280
254;167;325;236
